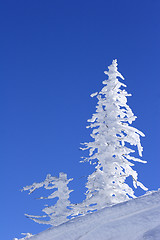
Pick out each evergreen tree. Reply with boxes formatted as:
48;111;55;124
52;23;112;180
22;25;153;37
81;59;147;209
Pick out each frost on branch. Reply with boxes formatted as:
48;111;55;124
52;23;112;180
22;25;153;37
13;233;34;240
81;59;148;209
22;173;73;226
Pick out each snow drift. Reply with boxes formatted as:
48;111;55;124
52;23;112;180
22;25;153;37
27;190;160;240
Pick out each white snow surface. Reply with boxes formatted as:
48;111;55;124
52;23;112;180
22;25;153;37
28;190;160;240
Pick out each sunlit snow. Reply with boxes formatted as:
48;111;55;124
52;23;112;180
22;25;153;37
16;190;160;240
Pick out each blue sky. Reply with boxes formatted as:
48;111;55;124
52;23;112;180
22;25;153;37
1;0;160;239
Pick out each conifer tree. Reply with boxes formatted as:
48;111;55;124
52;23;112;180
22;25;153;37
81;59;147;209
22;173;73;226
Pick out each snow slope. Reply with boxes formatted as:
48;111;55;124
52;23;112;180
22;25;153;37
29;190;160;240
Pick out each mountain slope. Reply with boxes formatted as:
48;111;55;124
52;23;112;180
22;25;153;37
29;190;160;240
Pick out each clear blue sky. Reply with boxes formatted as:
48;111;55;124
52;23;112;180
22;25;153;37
0;1;160;239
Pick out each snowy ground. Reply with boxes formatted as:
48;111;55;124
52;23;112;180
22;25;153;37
27;190;160;240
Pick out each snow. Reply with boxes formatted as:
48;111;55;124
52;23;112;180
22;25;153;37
26;190;160;240
15;60;156;240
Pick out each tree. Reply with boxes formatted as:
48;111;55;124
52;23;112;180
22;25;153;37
81;59;147;210
22;173;73;226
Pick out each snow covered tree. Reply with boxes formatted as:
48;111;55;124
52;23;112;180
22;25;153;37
80;59;147;210
22;173;73;226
